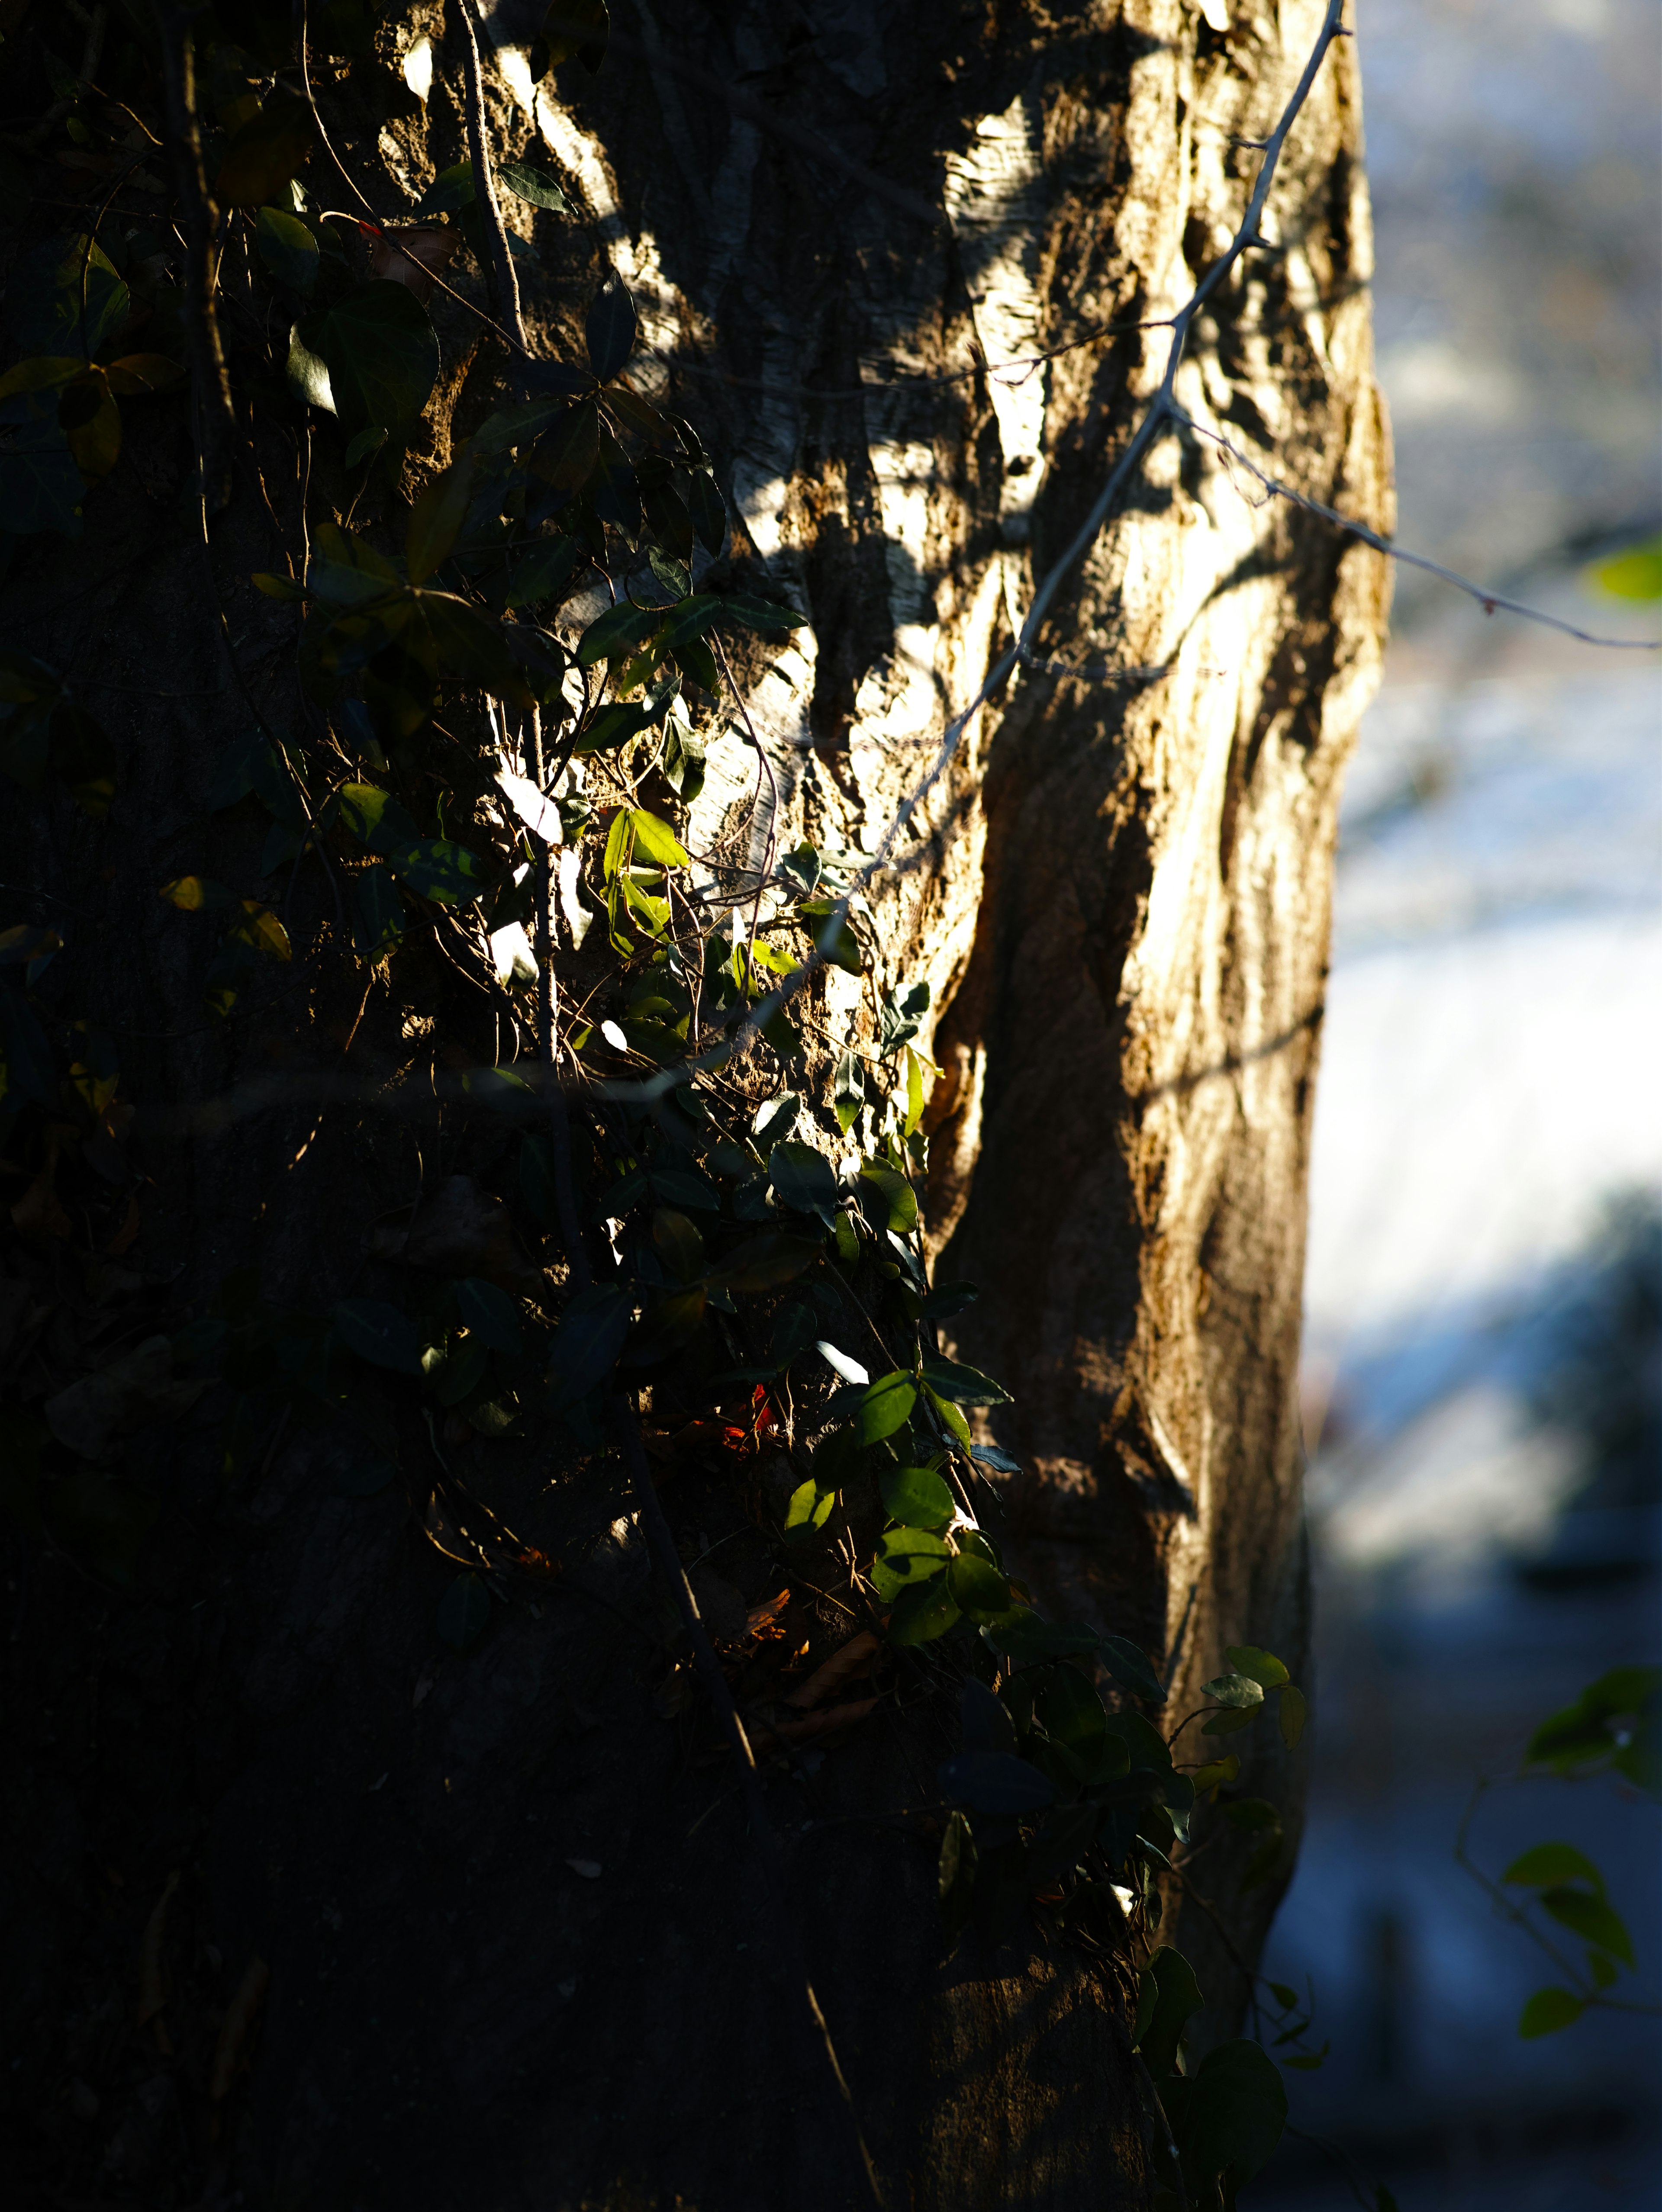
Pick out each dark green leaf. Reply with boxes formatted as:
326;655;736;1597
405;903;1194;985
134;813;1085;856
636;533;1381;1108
880;1464;956;1530
1538;1886;1633;1966
937;1750;1054;1815
887;1575;962;1644
688;468;727;556
857;1370;917;1446
455;1276;522;1356
4;237;129;358
335;1457;396;1497
1177;2037;1287;2182
970;1440;1021;1476
548;1283;631;1404
921;1355;1011;1407
1279;1682;1307;1749
1226;1643;1291;1690
1100;1633;1167;1704
336;781;421;852
586;274;636;383
216;89;317;206
989;1615;1100;1666
532;399;601;492
255;206;319;294
1201;1672;1266;1709
1135;1944;1203;2077
545;0;609;70
711;1229;821;1293
497;161;572;214
948;1549;1012;1620
390;837;487;905
1503;1842;1605;1894
858;1162;918;1233
351;861;405;961
333;1298;422;1374
506;533;580;609
437;1570;492;1650
1519;1987;1584;2038
714;590;806;637
414;160;476;216
406;453;473;585
303;282;439;432
768;1139;840;1222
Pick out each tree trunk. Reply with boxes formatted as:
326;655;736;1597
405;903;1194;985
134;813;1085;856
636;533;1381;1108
0;3;1387;2208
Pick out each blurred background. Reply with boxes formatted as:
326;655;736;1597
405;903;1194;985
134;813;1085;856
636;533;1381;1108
1253;0;1662;2204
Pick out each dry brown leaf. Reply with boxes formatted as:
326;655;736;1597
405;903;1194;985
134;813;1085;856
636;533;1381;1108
11;1159;71;1244
44;1335;208;1461
369;1175;531;1286
745;1588;790;1640
209;1956;270;2100
754;1697;879;1749
136;1868;180;2040
368;222;458;303
783;1630;880;1710
104;1193;142;1256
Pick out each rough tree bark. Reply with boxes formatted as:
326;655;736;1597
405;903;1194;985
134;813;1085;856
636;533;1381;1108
0;2;1388;2206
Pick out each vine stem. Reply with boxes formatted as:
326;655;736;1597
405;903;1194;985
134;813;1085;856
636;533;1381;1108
456;0;525;342
151;1;235;501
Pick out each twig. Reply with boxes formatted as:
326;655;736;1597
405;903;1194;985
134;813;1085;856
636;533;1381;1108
1173;406;1660;653
294;0;376;221
151;1;235;502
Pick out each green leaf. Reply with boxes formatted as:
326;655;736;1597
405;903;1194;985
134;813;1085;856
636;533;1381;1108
390;838;487;905
1226;1643;1291;1690
947;1549;1012;1620
3;237;129;358
710;1230;820;1293
255;206;319;294
577;598;660;669
351;862;405;961
768;1139;840;1222
783;1476;835;1539
406;454;473;585
506;533;580;609
1189;1755;1240;1796
1519;1987;1584;2038
548;1283;631;1405
586;274;635;382
1201;1704;1259;1736
287;322;335;412
334;1455;396;1497
303;283;439;434
1176;2037;1287;2183
545;0;610;69
858;1161;918;1234
216;89;317;206
857;1370;917;1445
0;421;83;537
1590;536;1662;602
1201;1672;1265;1709
455;1276;522;1356
937;1750;1054;1815
871;1527;951;1601
414;160;475;216
880;1464;957;1530
1135;1945;1204;2077
533;399;601;492
1100;1634;1167;1705
920;1355;1011;1407
1503;1842;1606;1895
336;781;420;851
497;160;572;214
1279;1683;1308;1748
627;809;688;868
437;1570;492;1650
989;1616;1100;1666
715;590;807;637
1538;1887;1634;1967
887;1575;962;1644
333;1298;422;1374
